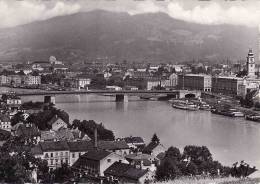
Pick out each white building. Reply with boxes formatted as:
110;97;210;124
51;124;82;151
76;78;91;89
246;49;256;78
0;114;11;132
24;75;41;85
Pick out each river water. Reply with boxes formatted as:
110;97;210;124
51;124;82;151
18;93;260;176
0;84;250;176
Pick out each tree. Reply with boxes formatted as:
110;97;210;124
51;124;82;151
151;133;160;144
165;147;181;161
11;112;25;126
52;163;73;183
0;137;49;183
155;158;182;181
72;119;115;141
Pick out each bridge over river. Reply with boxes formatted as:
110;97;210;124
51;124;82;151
0;89;201;102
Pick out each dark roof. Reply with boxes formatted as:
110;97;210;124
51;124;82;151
67;141;94;152
98;140;129;151
0;114;10;122
31;145;43;155
123;137;144;144
81;149;111;161
16;124;40;137
104;162;148;181
39;141;69;151
47;115;69;127
142;141;159;154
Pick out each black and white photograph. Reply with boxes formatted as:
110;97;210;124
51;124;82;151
0;0;260;183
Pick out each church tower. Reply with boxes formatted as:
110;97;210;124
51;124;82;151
246;49;256;78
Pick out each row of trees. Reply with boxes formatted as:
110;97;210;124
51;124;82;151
71;119;115;141
156;145;231;181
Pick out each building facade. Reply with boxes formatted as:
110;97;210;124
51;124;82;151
178;74;212;92
24;75;41;85
212;76;244;95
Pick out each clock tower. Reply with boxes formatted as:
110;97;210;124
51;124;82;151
246;49;256;78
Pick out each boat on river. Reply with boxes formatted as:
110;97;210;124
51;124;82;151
190;99;211;110
245;113;260;122
172;100;199;111
211;107;244;117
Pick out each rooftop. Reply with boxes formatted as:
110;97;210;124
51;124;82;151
39;141;69;152
81;149;111;161
104;162;148;181
67;141;95;152
98;140;129;150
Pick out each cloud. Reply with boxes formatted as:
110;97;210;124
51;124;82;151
0;1;80;28
1;0;260;28
167;1;260;27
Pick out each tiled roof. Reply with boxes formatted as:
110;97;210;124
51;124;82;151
31;145;43;155
39;141;69;152
56;128;74;141
41;131;56;141
67;141;94;152
104;162;148;180
0;114;10;122
125;153;155;161
16;124;40;137
81;149;111;161
98;140;129;151
47;116;59;126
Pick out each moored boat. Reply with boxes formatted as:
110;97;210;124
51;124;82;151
211;107;244;117
172;100;199;111
245;113;260;122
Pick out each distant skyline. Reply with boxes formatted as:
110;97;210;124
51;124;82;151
1;0;260;28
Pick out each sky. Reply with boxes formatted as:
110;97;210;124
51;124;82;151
1;0;260;28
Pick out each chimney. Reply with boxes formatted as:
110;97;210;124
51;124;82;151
94;126;98;149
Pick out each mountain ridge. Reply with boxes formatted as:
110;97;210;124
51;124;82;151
0;10;257;63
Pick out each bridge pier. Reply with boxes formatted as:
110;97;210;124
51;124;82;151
115;94;128;102
44;95;55;104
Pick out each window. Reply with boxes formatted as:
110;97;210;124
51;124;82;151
50;159;53;165
50;153;53;158
107;159;111;163
45;153;49;158
72;153;75;158
60;152;63;156
56;152;58;156
65;152;68;157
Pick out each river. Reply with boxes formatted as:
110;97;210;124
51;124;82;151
18;93;260;176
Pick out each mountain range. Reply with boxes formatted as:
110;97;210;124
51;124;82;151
0;10;258;63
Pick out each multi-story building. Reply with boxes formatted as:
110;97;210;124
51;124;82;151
212;76;244;95
72;149;127;176
178;74;212;92
24;75;41;85
31;140;130;170
32;141;70;170
0;114;11;132
75;78;91;89
0;75;22;86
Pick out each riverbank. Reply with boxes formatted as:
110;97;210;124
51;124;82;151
155;177;260;184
